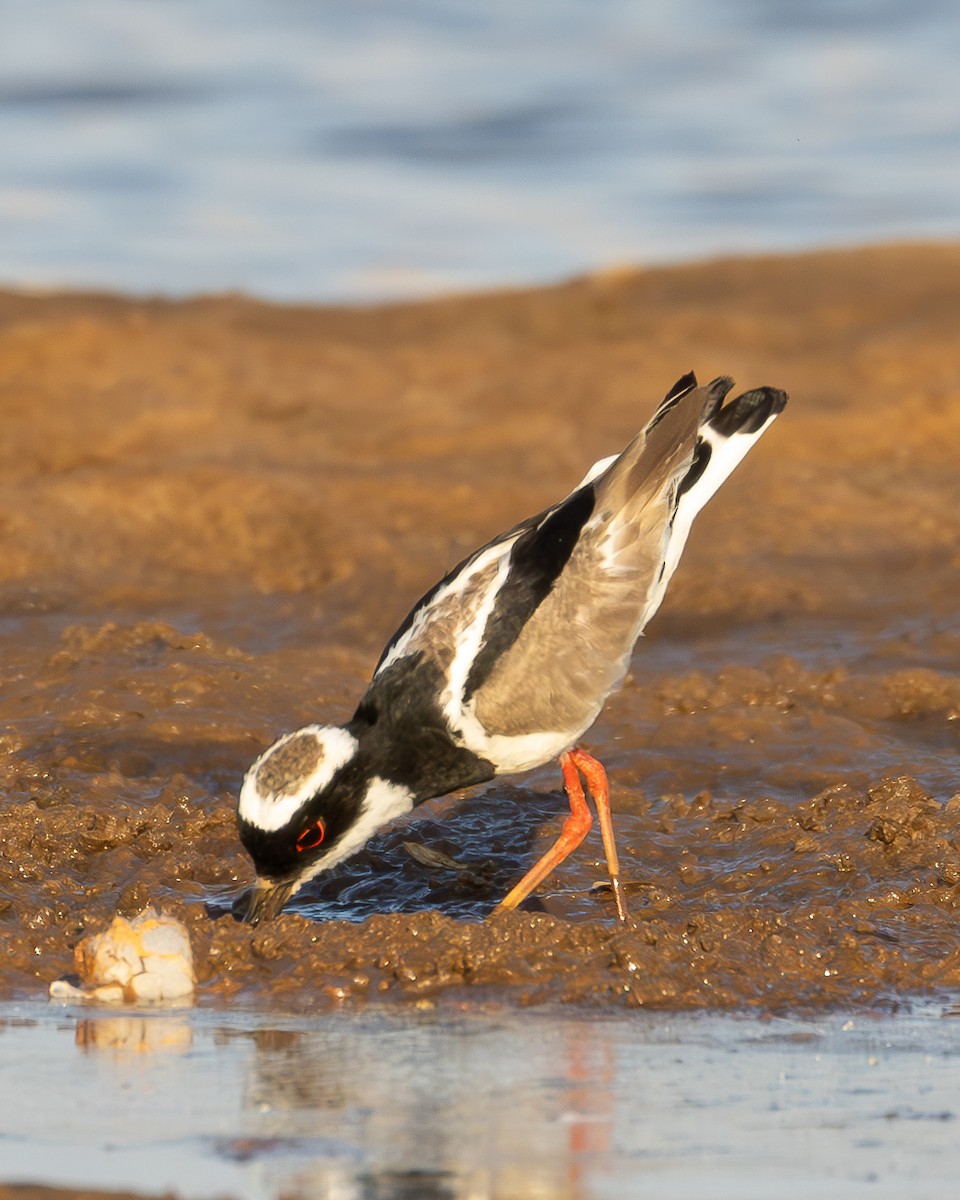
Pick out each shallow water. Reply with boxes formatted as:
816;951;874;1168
4;999;960;1199
2;1;960;299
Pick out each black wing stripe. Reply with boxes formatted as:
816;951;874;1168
373;487;572;677
463;484;596;701
675;437;712;500
372;510;537;675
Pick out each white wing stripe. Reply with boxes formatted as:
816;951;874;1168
639;409;781;628
441;550;512;727
376;538;516;676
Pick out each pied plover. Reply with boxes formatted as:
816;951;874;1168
233;372;786;924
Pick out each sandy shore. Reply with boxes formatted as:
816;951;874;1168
1;243;959;1008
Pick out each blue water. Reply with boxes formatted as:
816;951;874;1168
1;0;959;302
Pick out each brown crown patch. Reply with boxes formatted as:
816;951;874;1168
256;732;324;799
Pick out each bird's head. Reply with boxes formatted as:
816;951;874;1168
232;722;413;924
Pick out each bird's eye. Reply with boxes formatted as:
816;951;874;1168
296;818;326;852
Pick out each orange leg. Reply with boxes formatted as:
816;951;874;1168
568;748;628;923
495;748;628;922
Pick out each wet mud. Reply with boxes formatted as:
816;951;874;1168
0;1189;172;1200
1;244;959;1010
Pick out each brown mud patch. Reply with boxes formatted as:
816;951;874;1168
0;1189;174;1200
1;243;959;1010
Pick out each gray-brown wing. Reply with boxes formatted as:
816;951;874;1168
470;381;716;738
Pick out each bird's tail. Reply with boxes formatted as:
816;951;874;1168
628;371;787;626
675;373;788;519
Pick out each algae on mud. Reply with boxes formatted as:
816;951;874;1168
1;243;959;1009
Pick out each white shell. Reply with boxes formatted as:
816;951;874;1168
48;908;195;1005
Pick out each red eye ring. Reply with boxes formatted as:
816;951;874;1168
296;818;326;852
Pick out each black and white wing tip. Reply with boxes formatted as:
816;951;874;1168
706;379;789;436
672;374;787;512
652;370;787;439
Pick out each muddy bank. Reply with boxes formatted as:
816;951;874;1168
0;1189;172;1200
8;765;960;1009
1;243;959;1009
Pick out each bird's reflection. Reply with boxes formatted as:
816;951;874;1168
226;1015;617;1200
64;1008;618;1200
244;1026;348;1113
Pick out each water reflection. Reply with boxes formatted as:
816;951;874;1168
281;1167;477;1200
74;1014;193;1055
222;1015;617;1200
4;1002;960;1199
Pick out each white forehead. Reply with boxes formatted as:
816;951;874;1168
238;724;358;832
